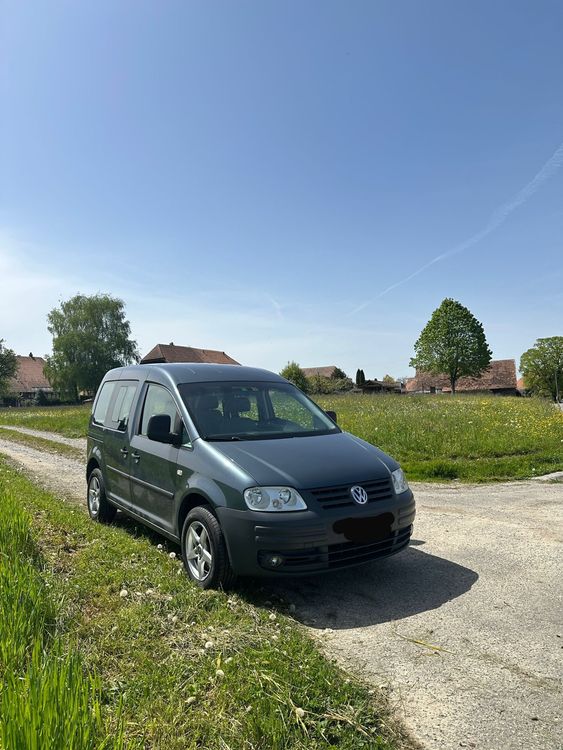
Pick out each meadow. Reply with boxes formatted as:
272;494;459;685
1;394;562;482
316;394;563;482
0;404;88;438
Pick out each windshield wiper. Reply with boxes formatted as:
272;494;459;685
206;435;244;441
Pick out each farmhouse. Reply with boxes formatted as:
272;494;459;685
4;354;53;405
406;359;518;396
361;378;402;394
141;343;240;365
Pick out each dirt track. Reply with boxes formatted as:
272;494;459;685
1;433;561;750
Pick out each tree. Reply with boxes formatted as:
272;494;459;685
331;367;347;380
382;374;396;384
45;294;139;399
410;298;492;395
280;361;309;392
0;339;17;396
520;337;563;402
355;369;366;387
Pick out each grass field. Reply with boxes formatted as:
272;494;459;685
0;404;88;437
0;460;409;750
319;394;563;482
1;395;562;482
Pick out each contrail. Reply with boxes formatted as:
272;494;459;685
351;139;563;313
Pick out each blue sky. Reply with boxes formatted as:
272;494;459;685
1;0;562;378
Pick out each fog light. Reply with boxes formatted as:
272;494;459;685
259;552;285;568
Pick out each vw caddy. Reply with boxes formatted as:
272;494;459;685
86;364;415;588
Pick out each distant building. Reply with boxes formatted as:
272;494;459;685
406;359;518;396
361;378;402;394
5;354;53;405
302;366;339;379
141;343;240;366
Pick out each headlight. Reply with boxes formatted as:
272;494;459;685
243;486;307;512
391;468;409;494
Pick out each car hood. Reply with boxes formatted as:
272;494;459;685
210;431;397;489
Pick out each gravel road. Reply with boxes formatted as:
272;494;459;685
1;435;561;750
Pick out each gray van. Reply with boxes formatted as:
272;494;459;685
86;364;415;588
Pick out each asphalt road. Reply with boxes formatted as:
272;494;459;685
1;432;561;749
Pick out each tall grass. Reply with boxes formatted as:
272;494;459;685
0;475;130;749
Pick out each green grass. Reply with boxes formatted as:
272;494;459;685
0;404;90;438
0;427;84;460
0;467;130;749
0;460;411;750
316;394;563;482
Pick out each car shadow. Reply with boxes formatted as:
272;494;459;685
108;516;477;629
240;543;478;629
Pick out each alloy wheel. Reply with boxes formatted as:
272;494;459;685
185;521;213;581
88;475;101;515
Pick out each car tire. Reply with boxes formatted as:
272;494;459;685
87;468;117;523
181;506;236;590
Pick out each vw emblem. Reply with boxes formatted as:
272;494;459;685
350;485;368;505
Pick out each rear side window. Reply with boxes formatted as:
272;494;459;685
92;381;116;426
109;384;138;432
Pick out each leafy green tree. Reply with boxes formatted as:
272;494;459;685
45;294;139;399
0;339;17;396
280;361;309;392
410;298;492;394
520;337;563;402
382;374;395;384
331;367;347;380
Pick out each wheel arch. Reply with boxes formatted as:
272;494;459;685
86;457;100;480
177;491;214;537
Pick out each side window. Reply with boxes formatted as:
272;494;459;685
140;383;183;438
104;380;138;432
110;385;137;431
92;381;117;426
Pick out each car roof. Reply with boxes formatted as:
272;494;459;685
104;362;286;386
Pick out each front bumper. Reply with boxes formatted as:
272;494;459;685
216;489;415;577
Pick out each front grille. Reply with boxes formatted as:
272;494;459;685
328;524;411;568
258;525;412;571
309;477;394;509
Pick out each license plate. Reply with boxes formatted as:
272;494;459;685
333;513;394;544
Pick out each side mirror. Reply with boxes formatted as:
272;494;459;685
147;414;176;444
326;410;337;424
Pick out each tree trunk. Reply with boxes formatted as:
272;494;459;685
450;377;456;395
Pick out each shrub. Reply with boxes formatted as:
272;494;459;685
279;361;309;392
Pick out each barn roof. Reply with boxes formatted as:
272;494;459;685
302;366;338;378
9;355;52;393
141;343;240;366
406;359;517;393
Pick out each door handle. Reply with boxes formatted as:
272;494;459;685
131;452;140;463
120;447;128;456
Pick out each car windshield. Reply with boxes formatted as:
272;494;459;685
178;381;339;441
